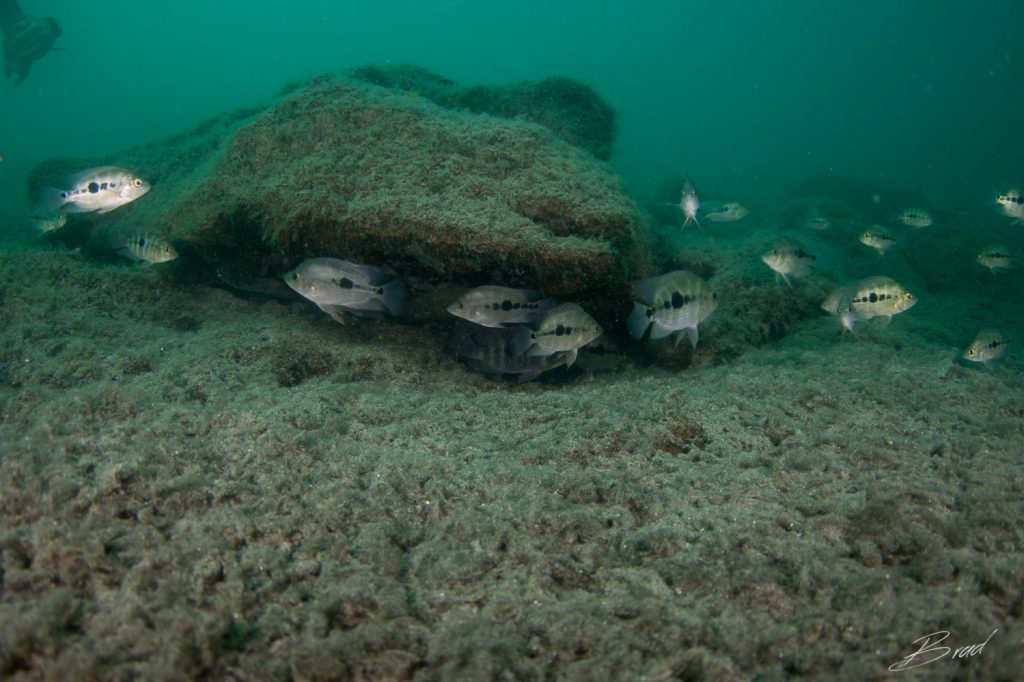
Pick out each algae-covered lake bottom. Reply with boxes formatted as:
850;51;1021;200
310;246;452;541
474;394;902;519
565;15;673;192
0;247;1021;680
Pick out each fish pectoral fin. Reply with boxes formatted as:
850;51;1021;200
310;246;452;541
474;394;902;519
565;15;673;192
878;315;892;328
563;349;578;369
673;327;699;349
317;304;349;325
649;321;674;340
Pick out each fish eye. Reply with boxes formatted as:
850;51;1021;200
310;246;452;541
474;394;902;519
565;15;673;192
133;178;143;187
291;273;298;281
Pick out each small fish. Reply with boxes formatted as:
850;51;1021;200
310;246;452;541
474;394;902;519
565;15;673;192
32;212;66;233
37;166;150;215
976;245;1018;273
510;302;602;368
761;240;816;286
897;208;933;228
628;270;718;348
995;189;1024;224
284;257;405;322
702;201;749;223
804;212;831;231
680;179;700;228
446;286;554;328
859;227;896;256
963;329;1009;365
821;286;858;335
452;324;573;382
109;233;177;264
823;276;916;334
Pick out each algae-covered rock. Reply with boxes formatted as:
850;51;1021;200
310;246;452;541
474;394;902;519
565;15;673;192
350;64;616;160
32;72;648;314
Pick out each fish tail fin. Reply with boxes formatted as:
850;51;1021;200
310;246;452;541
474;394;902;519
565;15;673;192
380;280;407;316
627;302;651;340
509;326;534;355
36;186;66;212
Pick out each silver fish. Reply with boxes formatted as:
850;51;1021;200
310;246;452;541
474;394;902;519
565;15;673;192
858;227;896;256
452;324;573;382
822;276;916;334
963;329;1009;365
510;302;602;368
109;233;177;264
680;179;700;228
628;270;718;348
897;208;933;228
446;286;554;328
976;245;1017;273
761;241;816;286
284;257;405;322
821;286;858;335
702;201;749;223
32;211;66;233
37;166;150;215
995;189;1024;224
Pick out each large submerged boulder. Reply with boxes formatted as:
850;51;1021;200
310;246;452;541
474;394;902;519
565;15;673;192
32;70;648;315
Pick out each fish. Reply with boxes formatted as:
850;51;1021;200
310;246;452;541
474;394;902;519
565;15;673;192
108;233;177;265
446;286;554;328
804;211;831;231
32;212;66;233
995;189;1024;224
822;276;916;334
761;240;816;286
628;270;718;348
963;329;1009;365
680;179;700;228
510;302;602;368
37;166;150;215
452;324;573;382
284;257;405;322
820;286;858;336
0;0;62;85
897;208;933;228
702;201;749;223
858;227;896;256
976;245;1018;273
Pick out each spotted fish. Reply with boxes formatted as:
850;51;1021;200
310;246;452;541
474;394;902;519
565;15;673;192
858;227;896;256
761;240;816;286
995;189;1024;224
628;270;718;348
897;208;933;228
976;245;1017;273
446;286;554;328
963;329;1009;365
37;166;150;215
109;233;177;265
452;324;573;382
510;302;602;368
284;257;405;322
822;276;916;334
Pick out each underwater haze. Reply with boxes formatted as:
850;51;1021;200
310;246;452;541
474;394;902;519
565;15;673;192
2;0;1023;223
2;1;1024;680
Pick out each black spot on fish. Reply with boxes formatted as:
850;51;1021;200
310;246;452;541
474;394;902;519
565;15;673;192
671;292;686;309
501;300;513;311
100;182;109;190
555;324;566;336
333;278;354;289
87;181;100;193
869;293;878;303
60;192;67;199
